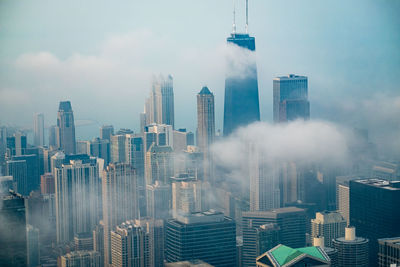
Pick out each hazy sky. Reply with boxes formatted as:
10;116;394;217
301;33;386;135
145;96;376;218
0;0;399;150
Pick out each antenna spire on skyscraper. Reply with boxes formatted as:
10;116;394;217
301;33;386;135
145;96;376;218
245;0;249;33
232;0;236;33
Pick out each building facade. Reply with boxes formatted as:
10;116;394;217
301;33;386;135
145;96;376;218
56;101;76;155
273;74;309;123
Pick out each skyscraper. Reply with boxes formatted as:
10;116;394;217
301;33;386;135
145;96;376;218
242;207;306;267
100;125;114;142
349;179;400;265
60;251;101;267
33;113;45;146
273;74;310;123
165;210;236;266
26;225;40;267
110;220;150;267
332;227;369;267
102;163;138;267
56;101;76;155
145;144;174;185
223;30;260;136
54;155;101;243
311;211;346;248
197;86;215;182
146;181;171;220
7;154;40;196
0;191;27;267
378;237;400;267
88;137;110;165
145;75;175;128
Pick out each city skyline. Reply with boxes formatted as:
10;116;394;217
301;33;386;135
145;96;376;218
0;0;399;158
0;1;399;267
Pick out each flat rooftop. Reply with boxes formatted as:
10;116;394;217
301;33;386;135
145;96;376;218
354;178;400;190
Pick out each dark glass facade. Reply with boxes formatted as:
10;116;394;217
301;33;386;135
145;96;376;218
350;179;400;266
223;33;260;136
165;215;236;266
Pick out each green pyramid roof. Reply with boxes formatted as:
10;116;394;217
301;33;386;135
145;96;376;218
268;245;329;266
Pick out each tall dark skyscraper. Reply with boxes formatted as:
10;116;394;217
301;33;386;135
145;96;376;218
350;178;400;266
56;101;76;155
273;74;310;123
223;5;260;136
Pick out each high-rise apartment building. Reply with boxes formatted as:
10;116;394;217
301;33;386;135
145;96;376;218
145;75;174;128
165;210;236;266
93;221;105;267
332;227;369;267
110;220;150;267
6;132;27;156
102;163;138;267
378;237;400;267
110;134;126;163
273;74;309;123
33;113;45;146
88;137;110;165
242;207;306;267
100;125;114;142
145;145;174;185
26;224;40;267
60;251;101;267
56;101;76;155
146;181;171;220
54;155;101;243
0;191;27;267
223;32;260;136
74;232;94;251
311;211;346;248
48;125;57;149
7;154;39;196
172;180;203;217
41;173;55;194
350;179;400;265
135;218;165;267
197;86;215;182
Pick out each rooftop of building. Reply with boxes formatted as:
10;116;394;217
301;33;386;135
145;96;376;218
172;209;229;225
352;178;400;190
273;74;307;81
378;237;400;246
333;236;369;244
58;101;72;111
199;86;212;95
165;260;214;267
256;244;330;267
312;211;346;224
243;207;305;218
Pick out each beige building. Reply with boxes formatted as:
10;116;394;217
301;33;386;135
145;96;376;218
311;211;346;248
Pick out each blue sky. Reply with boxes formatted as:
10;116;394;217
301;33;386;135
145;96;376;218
0;0;399;150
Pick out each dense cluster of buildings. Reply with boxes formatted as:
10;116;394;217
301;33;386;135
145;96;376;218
0;5;399;267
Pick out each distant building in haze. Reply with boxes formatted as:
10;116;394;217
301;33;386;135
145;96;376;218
7;154;39;196
102;163;138;267
33;113;45;146
100;125;114;142
56;101;76;154
273;74;309;123
146;181;171;220
145;145;174;185
145;74;174;128
54;155;101;243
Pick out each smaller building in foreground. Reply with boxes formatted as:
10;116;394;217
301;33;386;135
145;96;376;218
256;244;330;267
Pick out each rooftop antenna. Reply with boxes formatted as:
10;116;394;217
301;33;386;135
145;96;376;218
245;0;249;33
232;0;236;34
